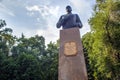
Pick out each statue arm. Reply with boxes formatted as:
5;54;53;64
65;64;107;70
56;16;64;28
76;14;83;28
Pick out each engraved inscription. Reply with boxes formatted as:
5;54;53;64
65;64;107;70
64;41;77;56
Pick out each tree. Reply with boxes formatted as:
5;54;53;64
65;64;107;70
38;42;58;80
0;19;6;28
82;0;120;80
0;19;16;80
0;19;15;56
16;53;41;80
12;35;45;57
82;32;94;80
0;19;59;80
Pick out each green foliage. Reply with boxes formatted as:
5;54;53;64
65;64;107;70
16;53;41;80
0;19;14;56
0;19;58;80
12;35;45;57
0;19;6;28
82;0;120;80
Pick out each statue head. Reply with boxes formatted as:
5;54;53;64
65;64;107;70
66;5;72;13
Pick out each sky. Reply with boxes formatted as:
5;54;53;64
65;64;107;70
0;0;96;44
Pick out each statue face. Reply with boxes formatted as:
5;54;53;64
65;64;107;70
66;6;72;13
66;8;71;13
66;8;69;13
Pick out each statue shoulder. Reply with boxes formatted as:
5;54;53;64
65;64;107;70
74;14;79;16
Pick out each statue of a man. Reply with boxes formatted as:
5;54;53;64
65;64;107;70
56;5;83;29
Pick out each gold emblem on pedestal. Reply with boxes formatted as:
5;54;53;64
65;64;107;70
64;41;77;56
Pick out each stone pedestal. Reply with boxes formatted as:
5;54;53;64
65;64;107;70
58;28;88;80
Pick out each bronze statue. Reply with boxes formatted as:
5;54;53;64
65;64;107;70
56;5;83;29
